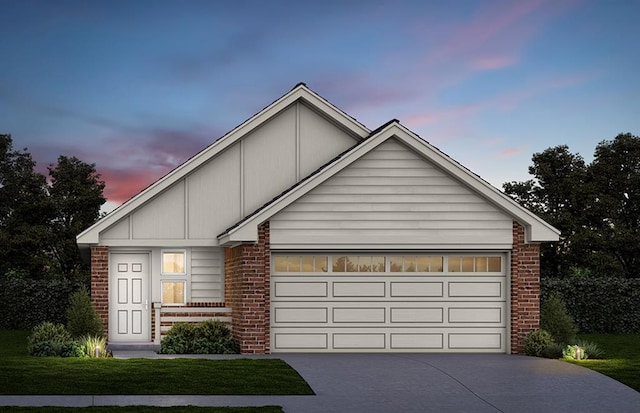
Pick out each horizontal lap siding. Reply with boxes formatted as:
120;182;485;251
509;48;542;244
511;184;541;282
190;248;223;302
270;139;513;247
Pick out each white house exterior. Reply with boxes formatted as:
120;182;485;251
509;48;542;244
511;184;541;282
77;83;559;354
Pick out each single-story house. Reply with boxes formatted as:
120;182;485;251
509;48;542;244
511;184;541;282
77;83;559;354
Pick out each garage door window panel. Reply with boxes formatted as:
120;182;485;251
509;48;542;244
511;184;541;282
448;255;502;273
389;255;444;273
274;255;328;273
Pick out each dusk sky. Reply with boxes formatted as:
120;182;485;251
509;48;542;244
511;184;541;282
2;0;639;212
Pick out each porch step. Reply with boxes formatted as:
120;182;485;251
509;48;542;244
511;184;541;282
108;343;160;352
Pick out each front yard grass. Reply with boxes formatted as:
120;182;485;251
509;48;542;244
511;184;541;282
568;333;640;393
0;331;313;396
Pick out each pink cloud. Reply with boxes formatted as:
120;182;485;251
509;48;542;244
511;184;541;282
498;147;527;158
404;103;483;128
470;56;518;71
99;167;163;205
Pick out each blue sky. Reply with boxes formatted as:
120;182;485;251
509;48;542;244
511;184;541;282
1;0;639;212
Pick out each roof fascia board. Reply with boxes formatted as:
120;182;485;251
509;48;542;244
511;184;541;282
222;122;559;244
77;84;370;245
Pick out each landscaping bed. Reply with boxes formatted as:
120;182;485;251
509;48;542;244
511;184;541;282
0;331;313;396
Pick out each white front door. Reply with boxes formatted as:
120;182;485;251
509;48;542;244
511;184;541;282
110;253;150;342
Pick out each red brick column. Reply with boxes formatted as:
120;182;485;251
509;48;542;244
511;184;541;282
90;246;109;339
511;222;541;354
224;222;271;354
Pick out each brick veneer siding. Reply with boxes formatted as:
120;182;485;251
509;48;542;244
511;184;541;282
158;303;230;340
90;246;109;338
510;221;541;354
224;222;271;354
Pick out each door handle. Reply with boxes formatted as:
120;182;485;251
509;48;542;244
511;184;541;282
145;300;148;310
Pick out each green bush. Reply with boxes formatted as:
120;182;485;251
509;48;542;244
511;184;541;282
541;277;640;333
160;323;197;354
78;335;109;358
541;342;565;359
575;340;606;359
524;329;554;357
66;286;104;338
58;341;85;358
28;322;71;348
563;344;585;360
27;322;83;357
160;320;239;354
198;319;240;354
541;292;578;344
0;278;85;329
30;340;84;357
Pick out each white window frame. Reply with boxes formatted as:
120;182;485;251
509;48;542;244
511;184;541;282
161;250;187;276
160;249;188;305
161;280;186;305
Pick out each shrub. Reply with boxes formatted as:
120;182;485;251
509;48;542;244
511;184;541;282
27;322;83;357
576;340;606;359
541;292;578;344
66;286;104;338
541;342;565;359
524;329;554;357
58;341;85;358
541;277;640;334
78;335;109;358
28;322;71;349
160;323;197;354
198;319;239;354
30;341;84;357
160;320;239;354
563;344;585;360
0;278;85;329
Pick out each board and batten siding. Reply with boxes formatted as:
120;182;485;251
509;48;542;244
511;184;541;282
190;247;224;302
99;102;359;245
270;138;514;249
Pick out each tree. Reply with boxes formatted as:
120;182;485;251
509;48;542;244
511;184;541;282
48;156;106;279
588;133;640;277
504;133;640;278
0;135;106;279
0;134;51;277
503;145;592;277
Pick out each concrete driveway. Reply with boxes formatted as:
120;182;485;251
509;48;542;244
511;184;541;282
1;353;638;412
275;353;640;412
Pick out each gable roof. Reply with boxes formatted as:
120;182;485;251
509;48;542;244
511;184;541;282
77;83;370;245
218;120;560;245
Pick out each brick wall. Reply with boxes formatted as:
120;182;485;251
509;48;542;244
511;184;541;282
90;246;109;338
510;221;541;354
224;222;271;354
158;304;230;338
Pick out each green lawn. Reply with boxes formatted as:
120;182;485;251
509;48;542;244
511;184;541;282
0;331;313;396
568;334;640;393
0;408;283;413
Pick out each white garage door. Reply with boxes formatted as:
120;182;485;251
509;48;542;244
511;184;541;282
271;253;507;352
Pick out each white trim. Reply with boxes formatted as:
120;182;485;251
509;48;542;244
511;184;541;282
161;280;187;306
77;84;369;246
220;122;560;245
160;250;187;276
